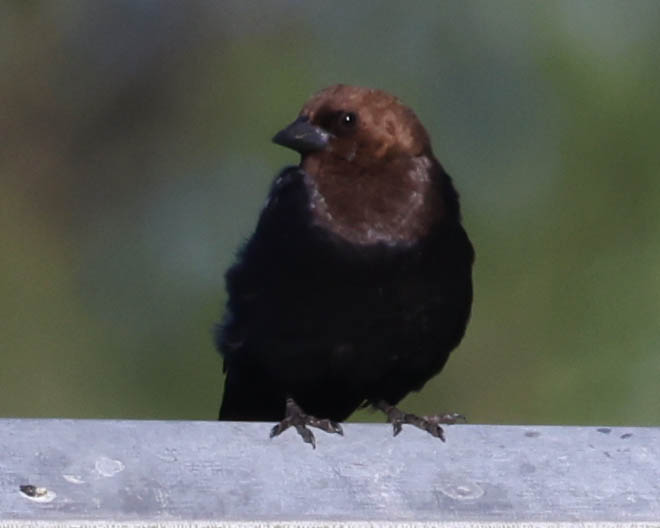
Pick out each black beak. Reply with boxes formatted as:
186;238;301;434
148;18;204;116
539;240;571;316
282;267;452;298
272;116;330;154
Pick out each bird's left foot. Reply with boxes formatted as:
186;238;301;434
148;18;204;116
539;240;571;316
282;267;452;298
270;397;343;449
375;400;465;441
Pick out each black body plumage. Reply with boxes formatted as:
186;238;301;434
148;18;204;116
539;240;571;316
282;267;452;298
217;163;473;422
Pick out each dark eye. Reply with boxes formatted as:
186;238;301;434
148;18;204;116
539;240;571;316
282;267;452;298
340;112;357;128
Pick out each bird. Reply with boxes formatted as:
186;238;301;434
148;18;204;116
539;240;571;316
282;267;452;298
216;84;474;447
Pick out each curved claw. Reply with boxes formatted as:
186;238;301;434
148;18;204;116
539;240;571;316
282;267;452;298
326;420;344;436
426;423;446;442
392;422;403;437
270;422;287;439
295;424;316;449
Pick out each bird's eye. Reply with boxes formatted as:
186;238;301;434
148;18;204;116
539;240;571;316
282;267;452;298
340;112;357;128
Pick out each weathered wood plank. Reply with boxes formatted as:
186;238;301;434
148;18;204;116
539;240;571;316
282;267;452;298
0;419;658;526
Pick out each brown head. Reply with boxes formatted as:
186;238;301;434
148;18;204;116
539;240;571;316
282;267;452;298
273;85;450;247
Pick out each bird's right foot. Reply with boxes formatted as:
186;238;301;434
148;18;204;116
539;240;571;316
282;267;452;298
375;400;465;441
270;397;343;449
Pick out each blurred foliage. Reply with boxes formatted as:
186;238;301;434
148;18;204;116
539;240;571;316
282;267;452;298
2;1;659;425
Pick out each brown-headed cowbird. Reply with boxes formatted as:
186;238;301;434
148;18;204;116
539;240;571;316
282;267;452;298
216;85;474;447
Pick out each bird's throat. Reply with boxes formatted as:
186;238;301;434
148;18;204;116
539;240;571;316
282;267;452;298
301;155;441;247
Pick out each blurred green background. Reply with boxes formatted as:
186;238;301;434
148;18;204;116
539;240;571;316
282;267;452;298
2;1;659;426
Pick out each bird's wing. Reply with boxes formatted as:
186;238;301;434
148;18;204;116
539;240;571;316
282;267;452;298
216;166;312;361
